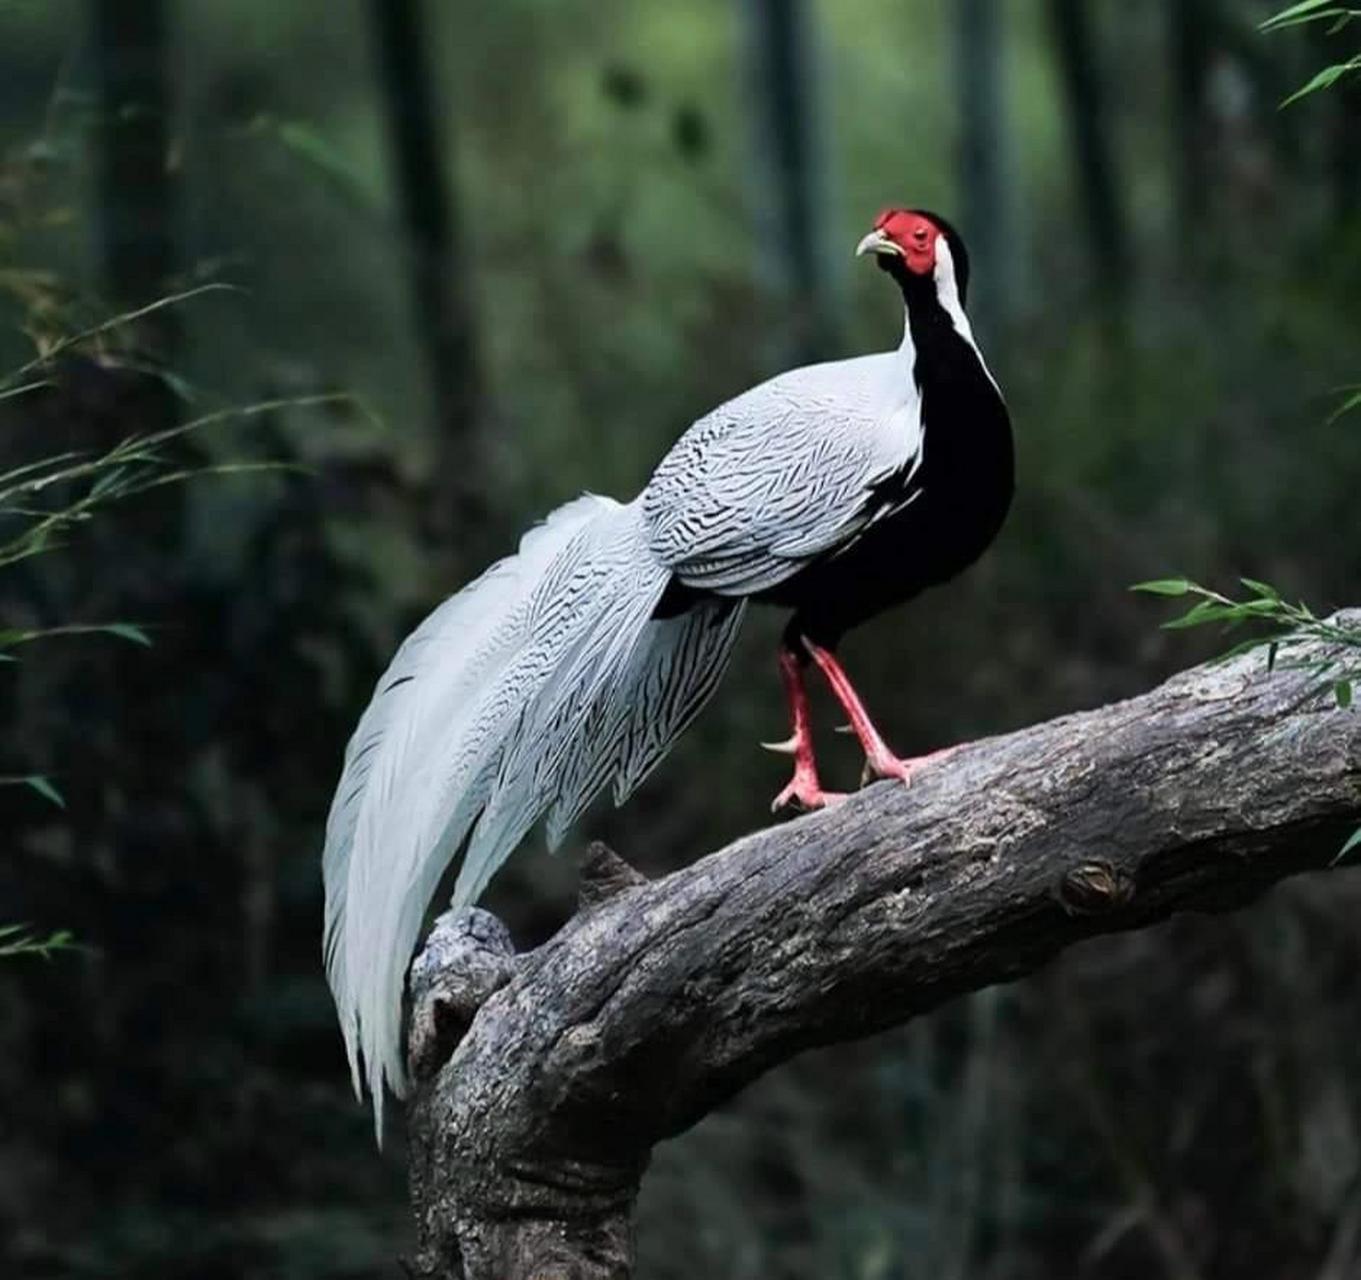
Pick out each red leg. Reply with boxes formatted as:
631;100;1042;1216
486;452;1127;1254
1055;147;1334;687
802;637;958;786
763;647;846;813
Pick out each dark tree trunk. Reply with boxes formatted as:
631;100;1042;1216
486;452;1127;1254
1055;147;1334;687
1327;65;1361;218
1297;18;1361;217
92;0;178;354
366;0;483;528
1168;0;1211;236
742;0;831;359
1046;0;1130;302
955;0;1013;334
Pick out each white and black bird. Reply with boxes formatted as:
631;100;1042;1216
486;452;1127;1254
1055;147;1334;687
323;207;1014;1133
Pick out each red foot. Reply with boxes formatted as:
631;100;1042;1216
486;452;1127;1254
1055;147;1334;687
771;768;847;813
803;638;961;789
765;648;846;813
861;744;958;788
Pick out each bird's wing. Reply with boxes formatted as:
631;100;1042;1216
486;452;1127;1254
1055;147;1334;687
643;354;923;595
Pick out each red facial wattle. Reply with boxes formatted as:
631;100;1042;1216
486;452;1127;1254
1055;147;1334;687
874;209;940;275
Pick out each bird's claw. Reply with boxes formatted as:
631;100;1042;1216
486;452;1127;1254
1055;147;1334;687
771;774;847;813
760;734;800;755
859;745;959;789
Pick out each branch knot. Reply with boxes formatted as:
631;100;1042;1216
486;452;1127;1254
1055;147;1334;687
577;841;648;911
407;907;516;1082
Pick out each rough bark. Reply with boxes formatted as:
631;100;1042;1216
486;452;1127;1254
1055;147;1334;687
403;628;1361;1279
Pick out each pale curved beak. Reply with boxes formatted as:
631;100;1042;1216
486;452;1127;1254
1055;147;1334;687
855;229;900;259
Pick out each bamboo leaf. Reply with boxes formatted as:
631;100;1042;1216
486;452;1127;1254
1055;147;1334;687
1131;578;1194;597
1282;59;1361;106
1261;0;1348;31
1163;601;1239;630
0;622;151;649
1328;387;1361;423
1334;826;1361;866
0;283;240;392
0;774;67;808
99;622;153;647
0;925;77;960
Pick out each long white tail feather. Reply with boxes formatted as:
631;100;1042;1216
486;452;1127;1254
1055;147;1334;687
322;494;744;1143
452;573;666;908
611;599;747;803
323;494;616;1135
544;598;746;846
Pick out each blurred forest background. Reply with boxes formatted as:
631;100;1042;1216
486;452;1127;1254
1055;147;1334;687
1;1;1360;1277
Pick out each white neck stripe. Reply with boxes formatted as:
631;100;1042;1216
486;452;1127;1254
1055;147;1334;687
933;238;999;392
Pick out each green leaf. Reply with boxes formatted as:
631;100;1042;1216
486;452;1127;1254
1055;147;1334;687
1241;578;1281;601
22;774;65;808
100;622;152;647
1261;0;1347;31
1334;826;1361;866
1131;578;1194;596
1282;59;1361;106
0;622;151;649
1336;680;1353;708
0;774;67;808
1328;387;1361;423
87;465;129;499
248;116;379;210
0;925;78;960
1163;601;1240;630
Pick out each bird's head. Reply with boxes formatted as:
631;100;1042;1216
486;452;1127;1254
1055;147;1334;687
855;208;970;306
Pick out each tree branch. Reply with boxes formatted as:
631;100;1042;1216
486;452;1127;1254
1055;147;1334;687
403;623;1361;1279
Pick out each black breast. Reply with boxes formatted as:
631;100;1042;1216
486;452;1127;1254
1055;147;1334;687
758;302;1014;648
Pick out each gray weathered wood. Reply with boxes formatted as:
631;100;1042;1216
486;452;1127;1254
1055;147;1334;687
404;627;1361;1279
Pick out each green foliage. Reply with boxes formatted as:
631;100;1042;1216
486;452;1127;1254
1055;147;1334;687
0;923;76;959
1261;2;1361;102
1132;576;1361;701
0;304;339;951
1134;577;1361;861
1140;2;1361;869
1261;0;1360;32
0;389;337;575
0;772;65;807
1330;385;1361;421
1338;827;1361;863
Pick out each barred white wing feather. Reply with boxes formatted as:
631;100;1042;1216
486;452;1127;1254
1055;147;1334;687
643;350;922;594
